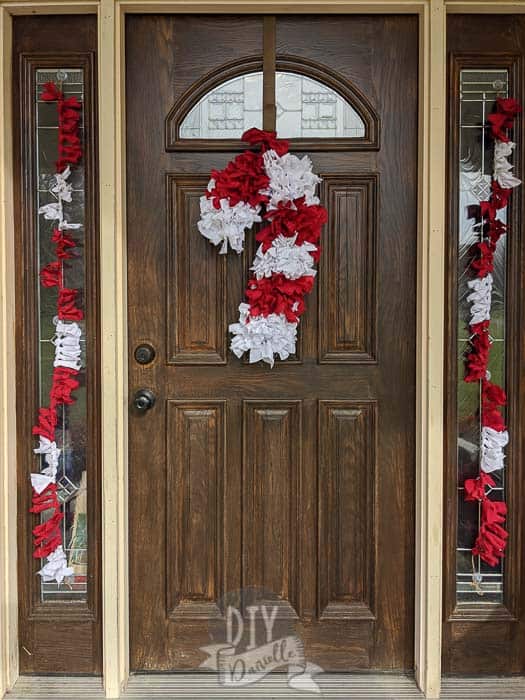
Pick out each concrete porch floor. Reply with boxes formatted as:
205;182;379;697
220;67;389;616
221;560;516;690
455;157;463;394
4;674;525;699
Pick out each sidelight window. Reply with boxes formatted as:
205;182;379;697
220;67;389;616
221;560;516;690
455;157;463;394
455;69;509;604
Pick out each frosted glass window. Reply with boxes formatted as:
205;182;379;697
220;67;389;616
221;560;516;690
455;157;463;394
276;72;365;138
179;71;365;140
180;74;263;139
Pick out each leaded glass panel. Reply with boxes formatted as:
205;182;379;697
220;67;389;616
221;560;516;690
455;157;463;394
456;69;508;604
36;68;88;602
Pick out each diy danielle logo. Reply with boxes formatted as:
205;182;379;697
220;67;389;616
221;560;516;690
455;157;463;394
200;587;323;693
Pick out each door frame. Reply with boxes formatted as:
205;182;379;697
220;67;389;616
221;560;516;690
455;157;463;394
0;1;523;698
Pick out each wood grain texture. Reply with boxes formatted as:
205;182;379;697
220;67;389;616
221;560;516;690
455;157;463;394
242;400;301;618
318;401;376;621
444;14;525;675
167;175;227;364
319;175;378;363
166;401;225;620
127;13;418;672
13;15;101;675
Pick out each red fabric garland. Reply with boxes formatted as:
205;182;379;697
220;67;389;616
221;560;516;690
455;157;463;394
462;96;522;569
31;81;83;564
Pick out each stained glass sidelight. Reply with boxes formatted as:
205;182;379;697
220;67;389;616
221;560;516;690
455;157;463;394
179;71;365;139
456;69;508;604
36;68;88;601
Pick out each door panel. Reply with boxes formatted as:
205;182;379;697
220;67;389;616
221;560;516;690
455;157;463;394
127;14;418;672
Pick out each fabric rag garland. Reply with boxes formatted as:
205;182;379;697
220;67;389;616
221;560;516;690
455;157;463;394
31;81;84;584
462;97;521;571
198;128;327;366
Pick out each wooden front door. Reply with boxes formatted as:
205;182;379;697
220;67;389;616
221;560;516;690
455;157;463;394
127;14;418;672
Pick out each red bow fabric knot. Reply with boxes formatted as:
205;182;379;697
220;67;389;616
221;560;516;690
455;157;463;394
490;181;512;211
40;81;62;102
49;367;80;409
40;261;62;288
52;229;77;259
58;287;84;320
482;498;507;526
32;510;64;549
487;97;522;142
464;471;495;502
481;379;507;431
32;407;58;442
245;273;315;322
257;198;327;259
30;483;59;513
242;128;290;156
464;329;490;382
207;150;270;209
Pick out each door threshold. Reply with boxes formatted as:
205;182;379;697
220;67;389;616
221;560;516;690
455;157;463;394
5;674;525;699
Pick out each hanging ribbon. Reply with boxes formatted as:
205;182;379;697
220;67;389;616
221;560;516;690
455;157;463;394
30;81;84;584
462;97;521;574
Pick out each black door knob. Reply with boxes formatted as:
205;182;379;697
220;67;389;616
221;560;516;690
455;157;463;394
133;389;156;411
134;343;155;365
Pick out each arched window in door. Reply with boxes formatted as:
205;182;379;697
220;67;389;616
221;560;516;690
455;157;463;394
179;70;366;140
166;58;379;150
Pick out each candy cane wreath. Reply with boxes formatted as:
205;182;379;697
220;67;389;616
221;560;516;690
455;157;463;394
198;128;327;367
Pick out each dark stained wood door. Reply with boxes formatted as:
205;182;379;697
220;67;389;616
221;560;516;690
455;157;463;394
127;14;418;672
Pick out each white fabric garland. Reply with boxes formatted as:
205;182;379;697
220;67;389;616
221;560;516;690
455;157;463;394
53;319;82;370
229;303;297;367
251;235;317;280
466;274;493;325
493;141;521;189
466;134;521;479
480;426;509;473
33;166;84;584
198;179;261;254
261;150;321;209
37;545;74;584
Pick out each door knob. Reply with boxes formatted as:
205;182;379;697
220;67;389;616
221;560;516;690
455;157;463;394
133;389;156;412
134;343;155;365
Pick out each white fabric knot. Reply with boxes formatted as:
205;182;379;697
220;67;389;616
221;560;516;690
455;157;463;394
32;437;60;493
229;303;297;367
34;436;60;469
480;426;509;473
37;546;74;584
262;150;321;208
467;274;493;324
198;193;261;254
494;140;521;189
251;235;317;280
53;320;82;370
30;473;56;494
51;166;73;203
38;202;62;221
